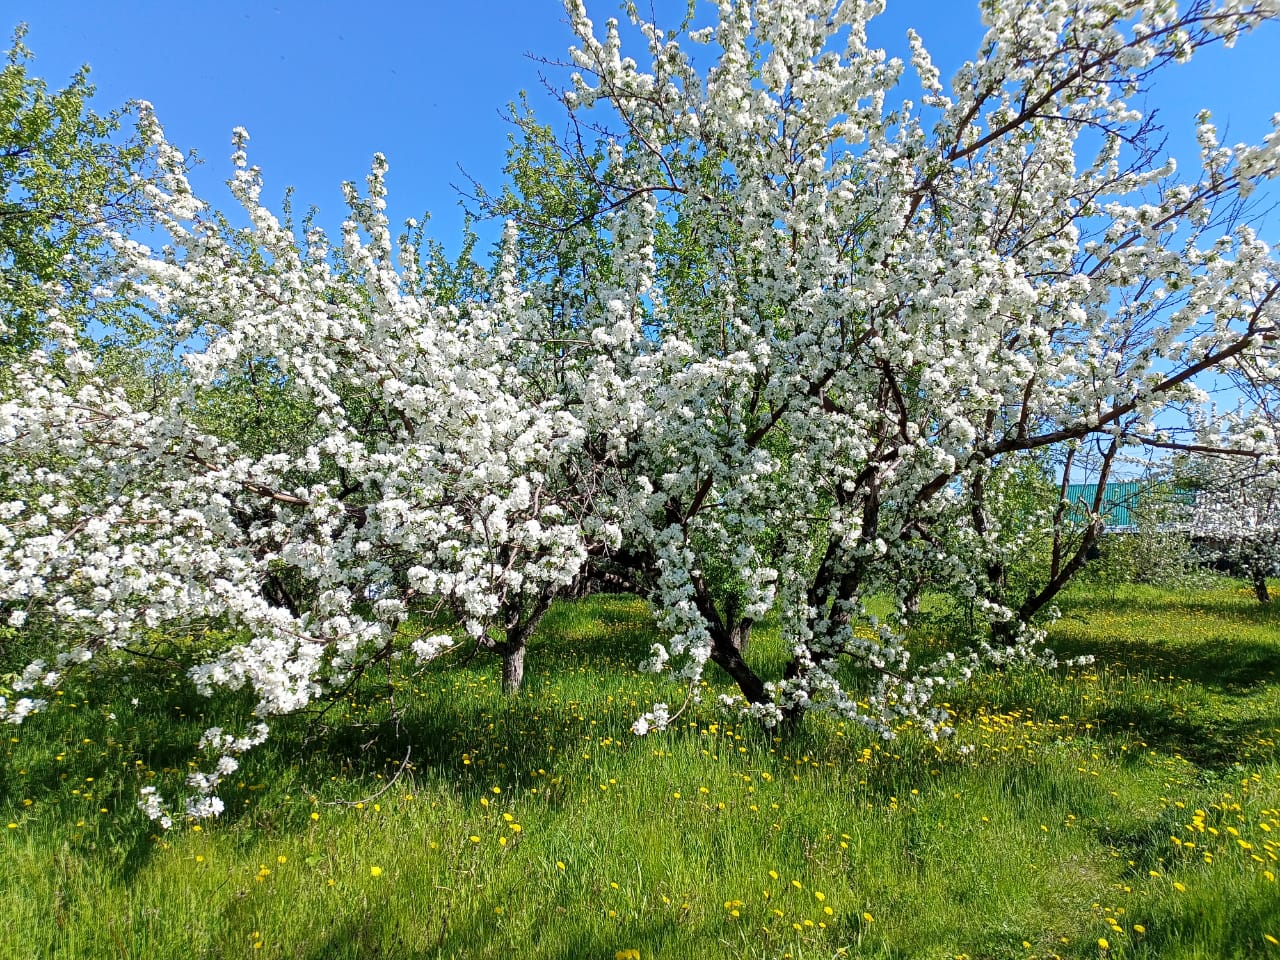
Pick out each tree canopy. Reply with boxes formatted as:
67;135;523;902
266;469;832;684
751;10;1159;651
0;25;161;361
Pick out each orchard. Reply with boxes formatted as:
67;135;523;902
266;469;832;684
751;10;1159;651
3;3;1280;957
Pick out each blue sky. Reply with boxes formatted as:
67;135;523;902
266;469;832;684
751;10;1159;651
12;1;1280;255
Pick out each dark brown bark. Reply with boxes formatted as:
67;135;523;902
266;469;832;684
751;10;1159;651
722;593;754;653
1254;571;1271;605
689;572;768;703
708;637;767;705
970;467;1006;608
903;581;923;620
262;573;300;618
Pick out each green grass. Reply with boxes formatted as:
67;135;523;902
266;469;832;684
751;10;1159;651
2;582;1279;959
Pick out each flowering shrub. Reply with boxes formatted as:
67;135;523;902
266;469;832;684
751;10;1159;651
0;114;628;821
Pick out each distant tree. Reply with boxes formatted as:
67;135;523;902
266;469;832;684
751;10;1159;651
1183;410;1280;602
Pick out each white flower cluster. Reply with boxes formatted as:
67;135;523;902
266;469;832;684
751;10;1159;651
1;122;625;820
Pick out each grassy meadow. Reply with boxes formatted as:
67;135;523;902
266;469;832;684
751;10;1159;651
2;581;1279;959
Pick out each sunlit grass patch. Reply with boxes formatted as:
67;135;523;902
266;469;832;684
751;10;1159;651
2;582;1279;958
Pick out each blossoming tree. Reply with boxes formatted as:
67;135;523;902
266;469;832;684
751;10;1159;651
0;26;160;362
552;0;1280;733
0;118;625;822
1183;407;1280;601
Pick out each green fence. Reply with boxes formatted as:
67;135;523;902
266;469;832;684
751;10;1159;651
1062;480;1193;530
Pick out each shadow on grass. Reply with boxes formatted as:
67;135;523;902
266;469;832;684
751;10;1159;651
1137;890;1280;960
11;587;1280;901
1057;588;1280;627
1093;702;1280;769
289;596;654;758
1047;628;1280;694
2;596;675;888
273;910;685;960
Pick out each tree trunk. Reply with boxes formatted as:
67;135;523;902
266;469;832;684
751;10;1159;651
1254;571;1271;605
1006;518;1103;638
709;637;767;704
494;593;552;695
1006;440;1119;641
903;582;922;619
729;618;753;654
501;644;526;694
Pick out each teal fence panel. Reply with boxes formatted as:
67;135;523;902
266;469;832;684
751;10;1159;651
1063;480;1146;529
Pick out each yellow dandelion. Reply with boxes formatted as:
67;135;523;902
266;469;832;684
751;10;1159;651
1098;937;1110;951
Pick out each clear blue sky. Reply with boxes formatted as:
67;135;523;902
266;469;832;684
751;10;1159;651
12;1;1280;254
